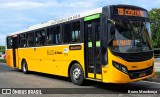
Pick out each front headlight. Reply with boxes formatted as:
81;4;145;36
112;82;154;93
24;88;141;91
112;61;128;74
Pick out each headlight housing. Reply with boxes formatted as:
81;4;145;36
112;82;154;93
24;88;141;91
112;61;128;74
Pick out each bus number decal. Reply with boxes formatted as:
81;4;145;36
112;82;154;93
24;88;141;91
117;8;145;17
69;45;82;50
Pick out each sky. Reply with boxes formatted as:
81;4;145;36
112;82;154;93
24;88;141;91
0;0;160;45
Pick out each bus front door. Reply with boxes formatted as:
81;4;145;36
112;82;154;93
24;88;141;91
85;19;102;80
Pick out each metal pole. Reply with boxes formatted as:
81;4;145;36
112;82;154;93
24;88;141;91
1;41;2;53
0;39;1;52
0;39;1;56
1;39;2;54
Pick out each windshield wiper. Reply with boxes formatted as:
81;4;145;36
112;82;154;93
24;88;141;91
122;18;136;36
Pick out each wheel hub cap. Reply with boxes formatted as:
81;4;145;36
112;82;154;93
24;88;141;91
73;68;81;80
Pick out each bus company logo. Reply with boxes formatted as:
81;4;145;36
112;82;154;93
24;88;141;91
2;89;11;94
47;50;55;55
47;50;63;55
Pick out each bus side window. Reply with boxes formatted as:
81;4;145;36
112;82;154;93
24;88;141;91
26;32;34;47
63;23;72;43
46;26;60;45
35;29;46;46
63;21;80;43
19;34;26;47
55;26;60;44
71;21;80;42
7;37;13;49
35;31;40;45
40;30;46;45
46;27;54;45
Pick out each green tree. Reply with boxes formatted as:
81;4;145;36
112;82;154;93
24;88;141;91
148;8;160;48
0;46;5;54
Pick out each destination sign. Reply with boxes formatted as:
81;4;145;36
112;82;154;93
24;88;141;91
114;7;148;17
113;40;132;46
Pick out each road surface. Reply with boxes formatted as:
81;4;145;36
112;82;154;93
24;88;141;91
0;63;160;97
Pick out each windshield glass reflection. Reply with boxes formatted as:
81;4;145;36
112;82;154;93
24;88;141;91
109;19;152;53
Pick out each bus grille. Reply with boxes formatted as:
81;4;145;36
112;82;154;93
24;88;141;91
113;51;153;62
128;66;153;79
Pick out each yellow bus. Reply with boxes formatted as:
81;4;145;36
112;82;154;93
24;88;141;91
6;4;154;85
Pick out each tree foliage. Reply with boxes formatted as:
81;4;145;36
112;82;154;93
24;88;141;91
148;8;160;48
0;46;5;54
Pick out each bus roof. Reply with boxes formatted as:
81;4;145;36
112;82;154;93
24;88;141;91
8;7;102;36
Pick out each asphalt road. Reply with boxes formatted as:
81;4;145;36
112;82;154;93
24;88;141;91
0;63;160;97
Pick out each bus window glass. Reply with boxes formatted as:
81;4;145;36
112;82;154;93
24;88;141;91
46;26;60;45
63;21;80;43
35;29;46;46
46;28;54;45
7;37;12;49
110;19;152;53
55;26;60;44
26;32;34;47
72;21;80;42
63;23;72;43
19;34;26;47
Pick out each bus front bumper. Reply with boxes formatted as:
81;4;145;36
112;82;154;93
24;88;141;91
102;66;155;83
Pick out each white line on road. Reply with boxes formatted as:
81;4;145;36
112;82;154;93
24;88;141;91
141;80;160;85
0;63;7;65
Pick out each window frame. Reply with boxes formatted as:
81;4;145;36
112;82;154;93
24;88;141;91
18;33;26;48
7;36;13;49
8;19;82;48
46;24;62;46
26;31;35;47
35;28;46;47
62;20;81;44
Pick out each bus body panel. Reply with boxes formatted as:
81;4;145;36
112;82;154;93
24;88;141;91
16;44;85;77
102;66;154;83
6;49;14;67
102;49;154;83
18;47;40;71
87;73;102;80
15;49;19;68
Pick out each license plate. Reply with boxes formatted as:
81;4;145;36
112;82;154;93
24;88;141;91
139;72;146;77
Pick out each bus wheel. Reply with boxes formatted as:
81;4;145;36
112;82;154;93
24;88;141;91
22;60;28;74
70;63;84;85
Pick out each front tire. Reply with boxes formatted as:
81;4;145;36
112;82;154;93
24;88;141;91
70;63;84;85
22;60;28;74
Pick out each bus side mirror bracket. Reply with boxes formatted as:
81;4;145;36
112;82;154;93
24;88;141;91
107;19;115;25
107;19;115;36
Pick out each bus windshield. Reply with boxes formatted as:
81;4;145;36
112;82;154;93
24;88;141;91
109;18;152;53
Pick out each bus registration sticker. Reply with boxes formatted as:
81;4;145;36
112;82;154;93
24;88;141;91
64;48;68;53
